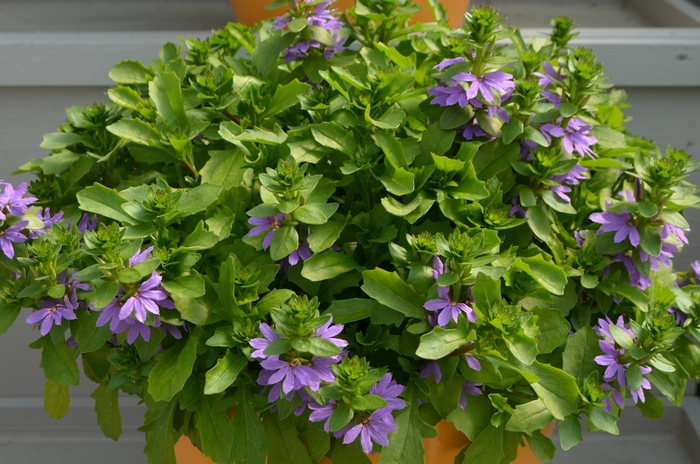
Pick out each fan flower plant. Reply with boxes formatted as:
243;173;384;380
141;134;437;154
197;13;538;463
2;1;700;463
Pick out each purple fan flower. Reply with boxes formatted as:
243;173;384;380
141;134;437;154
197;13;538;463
272;15;291;30
113;316;153;344
424;287;477;326
662;223;689;245
434;57;467;71
574;230;585;246
692;261;700;281
541;118;597;158
461;119;488;140
119;272;174;323
78;214;98;233
630;366;652;404
58;270;91;300
247;214;283;250
668;307;688;326
509;194;527;218
487;104;510;123
307;1;343;30
96;294;125;332
452;71;515;104
30;208;64;239
459;381;483;409
534;62;564;87
550;185;572;202
595;339;629;386
553;164;588;185
250;323;280;359
420;361;442;383
640;241;677;271
602;383;624;412
161;321;183;339
288;238;312;266
596;316;635;341
341;408;397;454
0;220;29;259
589;210;640;247
259;355;328;394
613;254;652;290
432;256;445;281
0;182;36;218
370;373;407;412
427;84;472;108
315;316;348;349
309;400;337;432
465;354;481;371
129;246;154;266
26;296;78;336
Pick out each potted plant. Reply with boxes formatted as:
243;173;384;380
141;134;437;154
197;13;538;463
2;1;699;464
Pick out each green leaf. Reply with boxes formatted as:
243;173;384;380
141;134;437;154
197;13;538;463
149;71;188;129
108;86;145;111
40;132;82;150
626;364;643;392
609;324;634;350
0;304;21;336
171;294;210;326
505;399;553;433
39;337;80;386
329;402;355;432
139;396;177;464
513;255;567;295
93;280;119;309
256;289;295;317
378;401;435;464
588;407;619;435
306;337;343;357
462;424;505;464
525;431;556;462
361;269;425;319
262;411;312;464
324;299;376;324
231;388;269;464
308;219;345;253
252;33;295;78
375;42;413;69
473;141;520;181
639;226;662;258
439;105;475;130
91;384;122;440
533;307;571;354
262;79;312;118
147;336;198;402
447;393;492;441
558;102;578;118
311;122;356;156
562;327;602;384
378;165;415;196
501;120;524;145
264;338;293;355
166;183;222;223
590;125;626;149
375;129;408;169
77;184;137;225
292;203;339;225
505;330;538;365
542;190;577;214
301;251;357;281
558;415;582;451
420;122;455;157
636;392;665;420
201;150;249;187
195;394;234;464
270;226;299;261
107;119;163;147
75;310;113;353
637;201;659;218
416;326;468;360
44;380;70;420
109;60;152;84
220;121;288;145
161;273;205;298
204;350;248;395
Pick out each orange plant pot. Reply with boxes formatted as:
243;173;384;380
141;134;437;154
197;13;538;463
229;0;471;29
175;420;553;464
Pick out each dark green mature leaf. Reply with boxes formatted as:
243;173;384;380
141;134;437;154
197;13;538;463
505;330;538;365
513;255;567;295
526;431;556;462
328;440;371;464
378;165;415;196
472;141;520;181
44;380;70;420
77;184;138;225
563;327;602;384
587;407;619;435
636;392;665;420
252;33;296;78
270;225;299;261
558;415;582;451
378;401;436;464
420;122;455;157
329;402;354;432
0;303;21;336
201;150;248;187
75;310;112;353
166;183;222;223
40;132;82;150
140;396;177;464
533;307;571;354
150;71;188;129
501;120;524;145
293;203;338;224
195;394;234;464
416;326;468;360
302;251;357;281
262;79;312;118
262;411;312;464
299;423;330;462
447;393;492;441
462;424;505;464
148;336;198;402
107;119;163;147
324;298;376;323
204;351;248;395
91;384;122;440
308;218;345;253
39;337;80;386
231;388;269;464
161;273;205;298
361;269;425;319
506;399;553;433
311;121;356;156
375;129;408;169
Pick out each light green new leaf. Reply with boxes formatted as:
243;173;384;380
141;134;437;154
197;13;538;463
109;60;152;84
262;79;312;118
361;269;425;319
39;337;80;386
301;251;357;281
44;380;70;420
506;399;553;433
513;255;567;295
107;119;163;147
40;132;82;150
77;184;138;225
91;384;122;440
200;150;249;187
416;326;469;360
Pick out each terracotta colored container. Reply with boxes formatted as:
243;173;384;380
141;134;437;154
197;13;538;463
175;420;553;464
229;0;471;29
